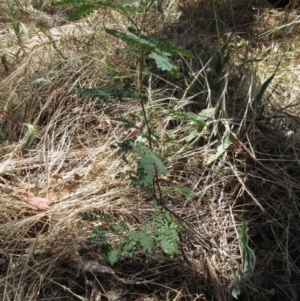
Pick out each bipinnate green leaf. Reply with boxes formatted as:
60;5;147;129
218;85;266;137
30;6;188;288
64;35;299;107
105;28;151;49
177;187;196;197
129;90;148;102
93;210;112;222
152;208;181;257
148;52;181;77
80;210;111;223
108;248;119;265
77;88;111;101
55;0;130;21
79;212;99;222
71;84;147;102
105;28;191;76
90;226;108;244
128;28;193;58
80;206;181;263
140;230;154;253
148;52;174;71
110;223;129;233
127;27;193;59
128;230;139;241
135;152;166;188
165;187;195;197
120;241;136;257
117;140;166;188
155;226;180;256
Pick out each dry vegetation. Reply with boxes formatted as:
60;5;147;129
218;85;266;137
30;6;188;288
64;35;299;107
1;0;300;300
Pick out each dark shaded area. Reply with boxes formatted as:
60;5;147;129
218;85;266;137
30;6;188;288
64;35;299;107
269;0;299;8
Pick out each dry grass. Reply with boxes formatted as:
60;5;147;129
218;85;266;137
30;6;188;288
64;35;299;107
1;0;300;300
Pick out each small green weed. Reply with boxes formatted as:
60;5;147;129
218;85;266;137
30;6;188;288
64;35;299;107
231;219;260;299
55;0;195;202
80;206;182;265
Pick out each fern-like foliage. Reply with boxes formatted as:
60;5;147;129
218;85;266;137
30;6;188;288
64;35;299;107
80;209;112;223
114;140;166;189
110;222;130;234
142;206;181;257
56;0;193;77
139;230;155;253
55;0;133;21
106;28;193;77
134;152;164;188
69;83;148;103
90;226;109;244
80;210;130;245
80;210;113;244
80;206;181;265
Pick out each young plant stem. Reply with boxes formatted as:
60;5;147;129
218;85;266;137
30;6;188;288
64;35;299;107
138;47;152;149
154;173;163;202
138;47;162;203
140;100;162;202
